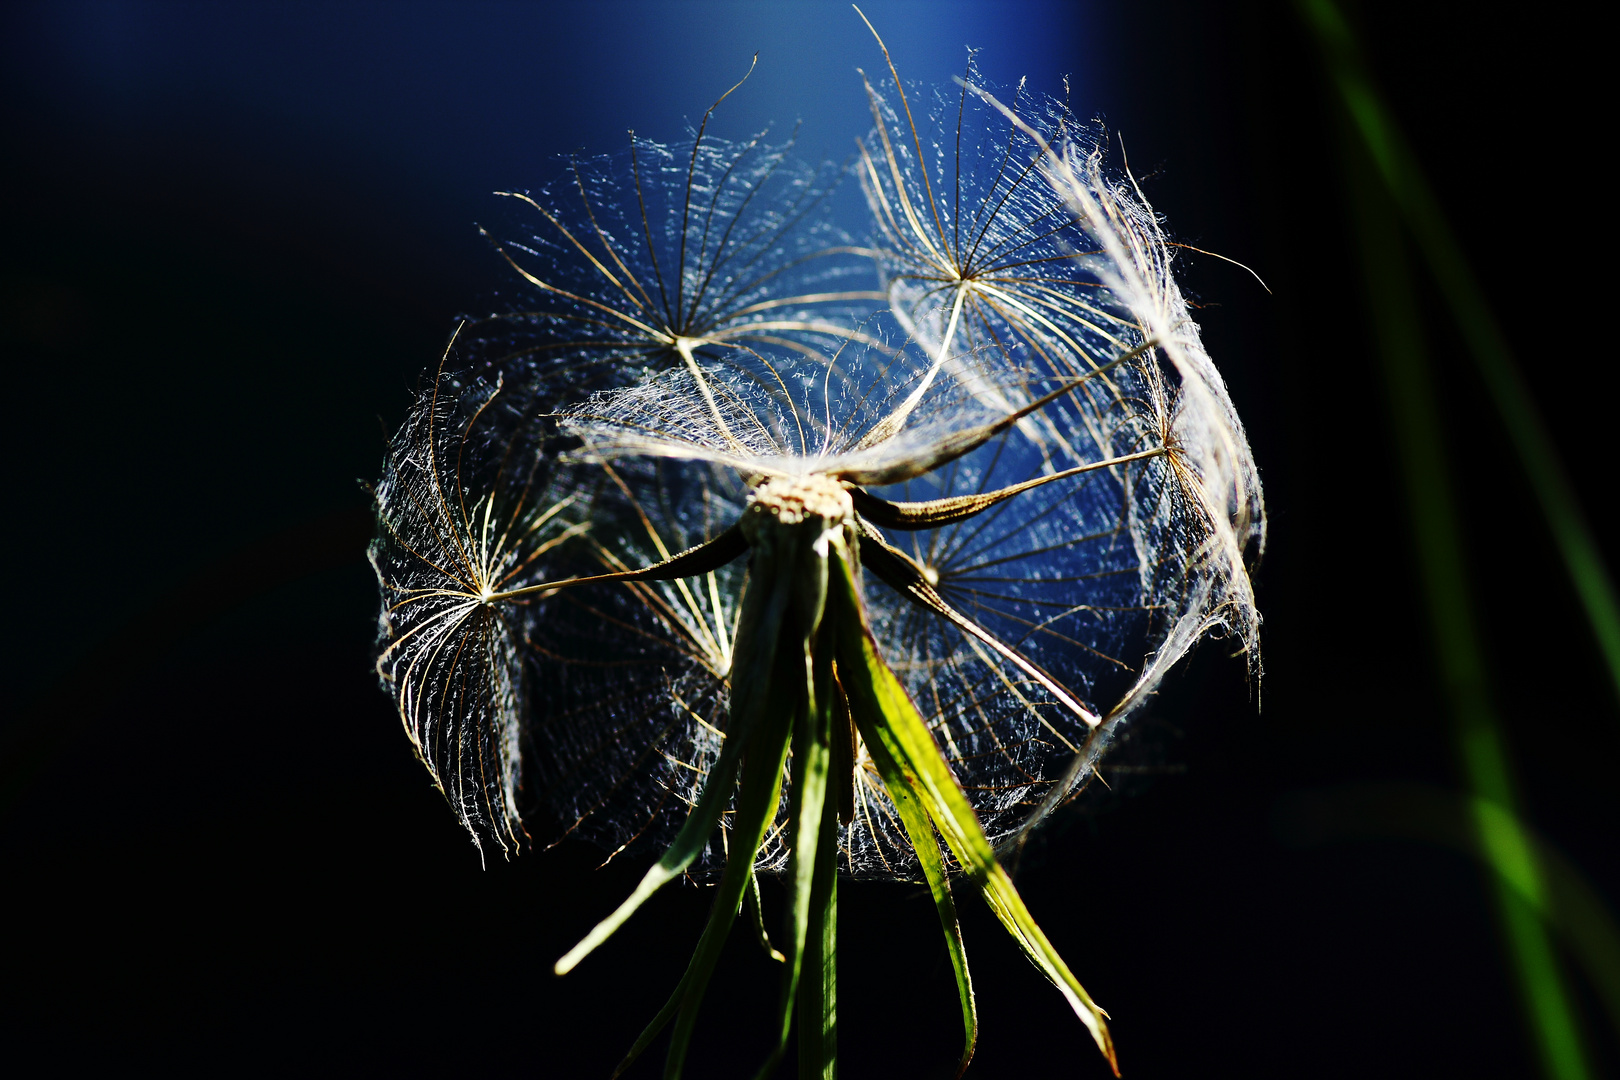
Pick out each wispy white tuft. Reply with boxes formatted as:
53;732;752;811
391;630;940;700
370;64;1264;880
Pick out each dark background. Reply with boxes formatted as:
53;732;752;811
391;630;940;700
2;1;1613;1076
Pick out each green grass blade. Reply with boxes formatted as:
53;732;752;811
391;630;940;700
1469;797;1620;1035
606;546;808;1079
556;545;797;976
1299;0;1620;707
658;651;799;1080
610;969;688;1079
746;869;785;964
611;670;795;1080
607;703;792;1080
554;732;746;977
827;550;1116;1075
755;643;835;1078
973;868;1114;1069
848;672;978;1076
1316;29;1595;1074
796;763;840;1080
1279;782;1620;1036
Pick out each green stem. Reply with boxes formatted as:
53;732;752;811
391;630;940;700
607;641;797;1080
659;684;794;1080
607;523;812;1079
1278;782;1620;1035
745;870;785;964
796;764;840;1080
557;532;800;977
1297;0;1620;707
756;640;835;1077
1323;28;1592;1075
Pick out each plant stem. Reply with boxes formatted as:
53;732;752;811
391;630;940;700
1299;0;1620;708
797;769;840;1079
1327;40;1592;1076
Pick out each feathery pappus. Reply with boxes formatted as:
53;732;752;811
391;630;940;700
369;19;1262;1077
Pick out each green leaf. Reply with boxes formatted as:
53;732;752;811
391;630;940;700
1307;9;1596;1072
755;639;835;1077
796;773;840;1080
662;690;795;1079
844;666;977;1076
555;529;798;977
553;731;745;977
614;492;848;1080
1298;0;1620;708
609;643;798;1080
745;869;785;964
1278;782;1620;1036
827;548;1118;1075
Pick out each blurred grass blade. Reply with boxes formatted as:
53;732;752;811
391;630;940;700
827;552;1117;1075
1278;782;1620;1036
1313;12;1595;1072
1299;0;1620;707
844;668;978;1076
1470;796;1620;1035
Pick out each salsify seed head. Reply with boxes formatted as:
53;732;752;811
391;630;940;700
369;67;1262;877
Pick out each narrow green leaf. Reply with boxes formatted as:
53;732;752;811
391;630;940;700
1278;782;1620;1035
609;964;687;1079
755;641;835;1078
556;538;798;976
608;650;796;1080
658;652;798;1080
605;535;810;1079
554;732;745;977
847;669;977;1076
746;869;785;964
1298;0;1620;707
827;550;1117;1075
1309;14;1596;1073
796;774;840;1080
975;868;1116;1071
